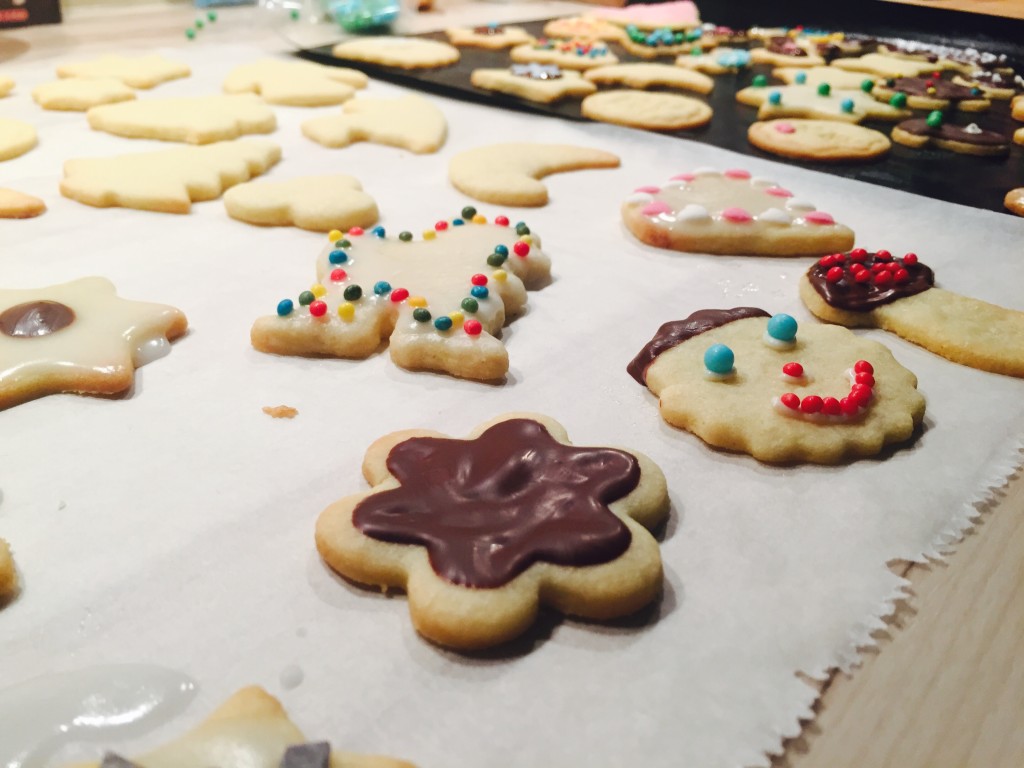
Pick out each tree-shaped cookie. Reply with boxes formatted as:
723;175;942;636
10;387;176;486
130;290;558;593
251;210;550;381
316;414;669;650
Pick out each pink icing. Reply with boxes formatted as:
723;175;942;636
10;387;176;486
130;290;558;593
721;207;753;223
804;211;835;225
723;169;751;180
774;122;796;134
765;186;794;198
642;201;672;216
670;173;696;181
634;185;661;194
592;1;700;26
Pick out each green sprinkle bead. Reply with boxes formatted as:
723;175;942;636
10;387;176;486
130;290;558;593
461;297;479;313
298;290;315;306
926;109;944;127
195;19;204;29
752;74;767;88
890;92;907;108
487;252;507;267
343;285;362;301
185;27;196;40
817;83;831;96
290;9;300;20
461;206;477;220
860;79;874;93
335;239;351;248
207;10;217;21
515;222;530;236
399;231;412;242
412;308;431;323
434;316;453;332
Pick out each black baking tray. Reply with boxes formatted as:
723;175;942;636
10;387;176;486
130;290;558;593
297;2;1024;215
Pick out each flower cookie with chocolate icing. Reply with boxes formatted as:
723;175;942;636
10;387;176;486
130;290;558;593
315;413;669;650
628;308;925;464
891;112;1009;155
0;277;188;410
800;249;1024;377
621;168;854;257
251;210;550;382
870;76;990;112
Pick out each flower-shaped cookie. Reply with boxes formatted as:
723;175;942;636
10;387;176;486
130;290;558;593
316;414;669;650
0;277;188;410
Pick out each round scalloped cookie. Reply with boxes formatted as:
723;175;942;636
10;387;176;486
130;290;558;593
748;119;890;161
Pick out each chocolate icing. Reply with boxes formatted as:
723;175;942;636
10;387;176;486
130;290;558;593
886;77;977;100
472;24;504;35
353;418;638;589
897;118;1008;147
965;70;1011;88
806;253;934;312
766;36;806;57
281;742;331;768
0;300;75;338
627;308;770;385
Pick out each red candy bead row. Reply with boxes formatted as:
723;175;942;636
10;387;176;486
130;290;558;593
819;249;919;287
780;360;875;417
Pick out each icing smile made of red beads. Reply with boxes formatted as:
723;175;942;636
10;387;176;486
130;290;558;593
774;360;876;421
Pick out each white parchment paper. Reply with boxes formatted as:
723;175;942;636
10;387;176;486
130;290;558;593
1;30;1023;768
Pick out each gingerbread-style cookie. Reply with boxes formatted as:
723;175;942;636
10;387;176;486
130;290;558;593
68;686;415;768
331;36;460;69
510;39;618;70
871;76;990;112
675;47;751;75
0;277;188;410
223;58;367;106
583;63;713;94
772;66;875;90
748;119;890;161
0;538;17;606
750;37;825;68
56;54;190;89
1005;188;1024;217
87;95;276;144
591;1;701;31
251;210;550;382
581;90;712;130
33;78;136;111
800;249;1024;377
315;413;669;650
891;113;1009;156
470;65;596;104
622;168;854;257
736;83;910;123
629;308;926;464
0;118;37;162
224;174;379;233
446;23;534;49
0;189;46;219
301;95;446;154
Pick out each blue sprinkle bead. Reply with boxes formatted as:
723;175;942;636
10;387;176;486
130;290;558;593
470;285;489;299
373;280;392;296
768;90;782;105
434;316;453;332
494;244;509;257
372;226;385;238
329;250;348;264
277;299;294;316
452;218;465;226
767;313;798;342
795;71;807;85
704;344;735;375
840;98;855;113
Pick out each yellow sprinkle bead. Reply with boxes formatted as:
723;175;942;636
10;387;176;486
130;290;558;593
328;229;342;242
408;296;427;308
338;302;355;321
519;234;533;246
492;270;507;283
472;214;487;224
448;311;464;325
311;283;327;298
423;229;436;241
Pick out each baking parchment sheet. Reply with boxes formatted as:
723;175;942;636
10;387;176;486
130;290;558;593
1;35;1023;768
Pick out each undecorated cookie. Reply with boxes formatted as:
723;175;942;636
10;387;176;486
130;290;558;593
61;139;281;214
581;89;712;130
0;76;12;97
446;23;533;48
0;118;37;162
510;39;618;70
87;94;276;144
315;413;669;650
32;77;136;111
622;167;854;256
891;115;1009;155
301;95;446;154
0;277;188;410
736;83;910;123
56;54;190;89
628;308;925;464
0;539;17;606
448;143;620;206
584;63;713;94
0;189;46;219
331;36;459;69
800;249;1024;377
748;119;890;161
224;174;378;232
223;58;367;106
470;64;596;103
1005;188;1024;216
830;52;957;78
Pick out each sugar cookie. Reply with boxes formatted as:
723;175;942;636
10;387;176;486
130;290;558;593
772;66;874;90
301;95;446;154
618;27;703;59
223;58;367;106
622;168;854;256
315;413;669;650
32;77;136;111
331;37;459;69
583;63;713;94
1005;188;1024;217
800;249;1024;377
0;539;17;606
1013;94;1024;120
510;39;618;70
675;48;751;75
470;65;596;103
581;90;712;130
224;175;379;232
445;23;533;49
0;277;188;410
0;118;37;162
87;95;276;145
541;15;626;41
748;119;890;161
737;82;910;123
629;308;925;464
68;686;415;768
891;115;1009;155
830;52;957;78
448;143;620;206
251;210;550;382
61;139;281;214
750;37;825;68
952;70;1017;100
1016;127;1024;146
871;76;990;111
591;1;701;31
0;76;12;97
0;189;46;219
56;54;190;89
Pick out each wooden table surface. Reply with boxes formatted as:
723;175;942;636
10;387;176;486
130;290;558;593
3;2;1022;766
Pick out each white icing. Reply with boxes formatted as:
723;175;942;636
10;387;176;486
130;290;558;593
785;198;817;212
677;203;711;222
757;207;792;225
692;166;719;176
750;176;776;188
964;122;982;134
781;373;813;385
704;368;735;381
624;192;655;205
762;331;796;349
133;336;171;366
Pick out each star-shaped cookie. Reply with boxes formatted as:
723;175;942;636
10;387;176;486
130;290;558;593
0;277;188;410
87;94;276;144
736;84;911;123
315;413;669;650
301;95;446;154
223;58;367;106
470;65;596;103
224;174;379;232
56;54;190;89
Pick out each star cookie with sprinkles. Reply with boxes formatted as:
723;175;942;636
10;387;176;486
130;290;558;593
315;413;669;650
736;81;911;123
509;38;619;70
251;209;551;381
0;277;187;410
470;64;597;104
446;23;534;49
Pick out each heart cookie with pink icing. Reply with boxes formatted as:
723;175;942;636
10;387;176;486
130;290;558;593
621;168;855;257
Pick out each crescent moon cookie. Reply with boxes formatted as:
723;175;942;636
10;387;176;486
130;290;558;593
251;209;550;382
510;39;618;70
470;65;597;104
891;113;1009;156
581;90;712;130
621;168;855;257
69;686;415;768
628;308;926;464
0;277;188;410
748;119;891;162
446;23;534;49
799;249;1024;377
222;58;367;106
583;63;713;95
870;76;990;112
0;188;46;219
315;413;669;651
736;81;911;123
331;36;459;69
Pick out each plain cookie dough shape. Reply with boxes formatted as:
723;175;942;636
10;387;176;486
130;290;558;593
222;58;367;106
581;89;712;130
61;139;281;214
449;143;620;206
542;16;626;41
251;211;550;382
0;189;46;219
748;119;891;161
0;118;37;162
736;84;911;123
301;95;446;154
470;66;596;103
510;39;619;70
56;54;190;89
584;63;713;94
87;94;276;144
621;168;854;257
0;539;17;606
0;277;188;410
800;250;1024;377
772;66;873;89
65;686;416;768
0;76;14;97
446;24;534;49
592;1;701;30
830;52;957;78
331;36;459;69
224;174;379;232
33;77;136;111
629;308;926;464
315;413;669;651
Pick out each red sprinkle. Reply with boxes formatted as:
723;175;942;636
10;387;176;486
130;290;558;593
330;268;347;282
850;262;866;274
902;252;918;265
826;266;844;283
885;261;900;273
435;221;448;231
309;300;327;317
348;227;364;236
894;268;909;283
871;262;886;273
854;360;874;374
855;372;875;387
470;273;488;286
849;384;872;406
874;271;893;285
854;270;872;283
513;241;530;257
780;393;800;410
495;215;510;226
390;288;410;303
783;362;804;377
875;249;892;261
800;395;824;414
850;247;868;261
832;253;846;263
819;254;835;267
464;319;483;336
822;397;842;415
840;396;859;416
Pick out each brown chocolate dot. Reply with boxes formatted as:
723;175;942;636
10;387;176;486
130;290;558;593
0;300;76;338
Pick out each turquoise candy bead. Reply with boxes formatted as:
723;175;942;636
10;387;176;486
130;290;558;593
704;344;735;375
767;313;798;342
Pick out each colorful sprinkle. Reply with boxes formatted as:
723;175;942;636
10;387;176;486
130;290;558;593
634;185;661;194
515;222;530;236
860;79;874;93
765;186;793;197
495;215;509;226
724;169;751;179
461;297;479;313
767;313;798;342
412;308;431;323
298;291;315;306
487;252;507;267
277;299;293;316
452;218;465;227
328;229;342;241
399;231;413;242
309;300;327;317
795;72;807;84
448;311;464;325
492;270;507;282
461;206;477;220
470;285;489;299
780;392;800;410
472;214;487;224
752;74;768;87
311;283;326;298
329;250;348;265
471;274;488;286
926;110;943;128
434;316;453;331
782;362;804;378
890;92;907;108
373;280;392;295
348;227;364;236
721;207;753;223
343;285;362;301
464;319;483;336
513;241;531;257
774;122;796;134
704;344;735;375
804;211;835;225
840;98;854;113
338;302;355;321
817;83;831;96
435;221;448;231
768;90;782;105
390;288;409;303
408;296;427;308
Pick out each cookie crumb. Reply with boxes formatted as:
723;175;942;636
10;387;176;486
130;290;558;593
263;405;298;419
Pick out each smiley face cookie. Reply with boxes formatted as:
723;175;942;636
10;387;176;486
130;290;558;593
621;168;854;257
748;119;891;161
0;277;188;410
800;249;1024;377
251;210;550;382
628;308;925;464
315;413;669;651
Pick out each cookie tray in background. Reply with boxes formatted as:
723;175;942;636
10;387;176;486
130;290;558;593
298;15;1024;216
